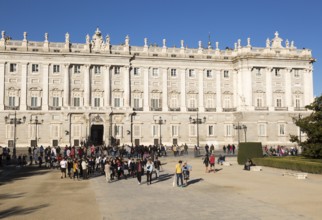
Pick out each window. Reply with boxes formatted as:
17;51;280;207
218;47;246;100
295;98;300;108
133;98;140;108
9;97;15;107
224;70;229;78
73;124;81;137
10;63;17;72
189;98;196;108
51;124;59;138
31;97;38;107
258;124;266;137
114;66;121;75
278;124;285;136
94;98;100;107
133;125;140;137
171;69;177;77
53;65;60;73
294;69;300;78
152;68;159;77
172;125;179;137
115;125;123;137
276;99;282;107
255;68;261;76
224;96;231;108
114;98;121;107
151;99;160;108
152;125;159;137
206;98;214;108
74;65;81;73
73;97;80;107
32;64;39;72
206;70;212;78
225;124;232;137
94;66;101;74
189;124;196;136
256;98;263;107
274;68;281;77
188;69;195;78
133;68;140;76
170;98;178;108
52;97;59;107
208;125;214;136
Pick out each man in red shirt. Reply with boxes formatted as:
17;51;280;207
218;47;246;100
209;153;215;173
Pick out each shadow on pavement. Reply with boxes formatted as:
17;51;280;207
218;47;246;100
187;178;204;185
0;192;26;200
0;166;51;186
0;204;49;219
156;173;174;183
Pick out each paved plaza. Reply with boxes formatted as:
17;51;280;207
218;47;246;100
1;153;322;220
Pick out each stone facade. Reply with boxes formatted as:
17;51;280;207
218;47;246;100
0;29;315;148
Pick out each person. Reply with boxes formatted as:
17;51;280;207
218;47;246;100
203;154;209;173
105;160;111;183
175;160;183;187
244;158;255;171
60;157;67;179
136;159;143;184
81;158;88;179
73;159;79;180
209;153;215;173
146;158;154;185
218;154;225;165
182;162;192;186
154;157;161;179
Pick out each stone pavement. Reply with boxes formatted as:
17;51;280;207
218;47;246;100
1;154;322;220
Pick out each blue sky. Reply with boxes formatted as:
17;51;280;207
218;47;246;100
1;0;321;96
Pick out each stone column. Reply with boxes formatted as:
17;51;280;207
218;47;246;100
241;67;253;110
0;62;5;110
303;68;314;106
123;66;130;108
20;63;28;111
84;65;90;107
42;63;49;111
284;68;292;110
162;68;168;111
103;65;111;107
180;68;186;111
265;68;273;110
63;64;70;107
143;67;149;111
216;69;222;112
232;69;238;109
198;69;204;112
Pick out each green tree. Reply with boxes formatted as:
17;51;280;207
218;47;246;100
290;95;322;158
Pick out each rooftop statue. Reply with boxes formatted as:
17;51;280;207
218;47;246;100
91;28;104;51
271;31;283;48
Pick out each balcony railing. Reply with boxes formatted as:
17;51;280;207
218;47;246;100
27;106;42;110
49;106;61;110
150;107;162;111
255;107;269;111
4;106;19;110
223;108;236;112
133;107;143;111
187;108;199;112
294;107;307;111
205;108;216;112
169;107;181;111
275;107;288;111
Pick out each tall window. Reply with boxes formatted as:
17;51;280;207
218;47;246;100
114;98;121;107
134;68;140;76
255;68;261;76
295;98;301;108
171;69;177;77
256;98;263;107
31;97;38;107
206;70;212;78
189;124;196;136
152;125;159;137
224;96;231;108
114;66;121;75
73;97;80;107
224;70;229;78
170;98;178;108
133;98;140;108
225;124;232;137
208;125;214;136
53;65;60;73
294;69;300;78
32;64;39;72
94;66;101;74
51;124;59;138
278;124;285;136
74;65;81;73
152;68;159;77
115;125;123;137
10;63;17;72
52;97;59;107
94;98;100;107
133;125;141;137
189;98;196;108
151;99;160;108
188;69;195;78
258;124;266;136
276;99;282;107
9;97;15;107
274;68;281;77
172;125;179;137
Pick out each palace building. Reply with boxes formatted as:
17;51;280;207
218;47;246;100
0;28;315;149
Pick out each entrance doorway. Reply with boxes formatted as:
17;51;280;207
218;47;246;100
91;125;104;146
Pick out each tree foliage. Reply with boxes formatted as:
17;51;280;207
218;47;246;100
290;95;322;158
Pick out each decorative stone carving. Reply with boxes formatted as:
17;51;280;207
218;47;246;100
91;28;104;51
266;38;270;48
247;38;251;47
163;39;166;48
65;33;70;43
271;31;283;49
23;32;27;41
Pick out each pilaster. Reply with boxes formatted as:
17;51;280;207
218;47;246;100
284;68;292;110
63;64;70;107
84;65;90;107
265;68;273;110
143;67;149;111
198;69;204;112
216;69;222;112
103;65;111;107
123;66;130;108
162;68;168;111
0;62;4;110
20;63;28;111
180;68;186;111
42;64;49;111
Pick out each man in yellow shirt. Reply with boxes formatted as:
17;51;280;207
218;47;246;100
175;160;183;187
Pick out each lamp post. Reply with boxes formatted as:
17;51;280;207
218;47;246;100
130;112;137;147
4;111;26;159
154;116;166;146
189;112;206;148
233;122;247;144
30;115;44;147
